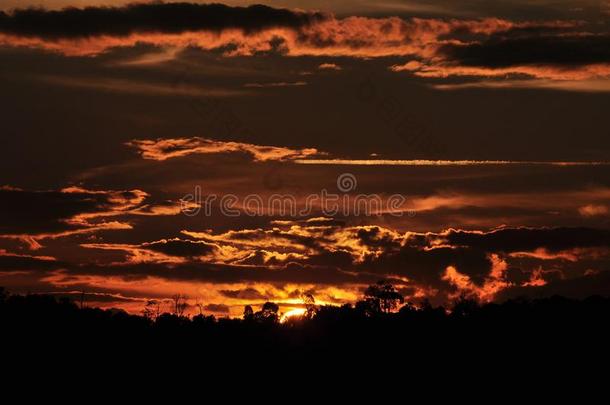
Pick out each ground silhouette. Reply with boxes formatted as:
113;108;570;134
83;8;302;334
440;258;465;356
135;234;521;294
2;284;608;365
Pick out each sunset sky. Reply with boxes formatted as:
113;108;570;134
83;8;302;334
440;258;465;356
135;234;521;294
2;0;610;317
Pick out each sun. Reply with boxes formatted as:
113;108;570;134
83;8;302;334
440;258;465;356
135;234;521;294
280;308;307;322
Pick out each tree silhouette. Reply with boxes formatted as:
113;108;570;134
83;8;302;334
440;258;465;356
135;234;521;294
243;305;254;321
1;285;609;362
171;294;188;317
302;293;317;320
451;295;479;318
195;299;206;316
142;299;161;320
363;280;404;314
254;302;279;323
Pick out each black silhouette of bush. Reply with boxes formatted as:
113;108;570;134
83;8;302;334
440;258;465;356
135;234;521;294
1;282;608;363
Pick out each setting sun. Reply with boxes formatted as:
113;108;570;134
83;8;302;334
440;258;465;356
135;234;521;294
281;308;307;322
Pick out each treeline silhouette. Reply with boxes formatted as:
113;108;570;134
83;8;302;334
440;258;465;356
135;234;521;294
2;282;608;363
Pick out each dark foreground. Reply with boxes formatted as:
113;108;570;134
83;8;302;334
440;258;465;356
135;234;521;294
2;287;609;369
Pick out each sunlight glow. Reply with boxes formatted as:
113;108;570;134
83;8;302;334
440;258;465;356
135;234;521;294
280;308;307;322
294;159;610;166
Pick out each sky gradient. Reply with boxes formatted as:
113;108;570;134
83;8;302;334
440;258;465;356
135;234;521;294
1;1;610;317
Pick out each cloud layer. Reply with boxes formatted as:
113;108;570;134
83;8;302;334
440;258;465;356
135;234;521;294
73;220;610;305
2;2;609;88
0;3;324;38
127;137;324;161
0;186;186;249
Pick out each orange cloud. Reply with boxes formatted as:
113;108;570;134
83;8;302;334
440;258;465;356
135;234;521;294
126;137;325;161
393;61;610;82
523;267;549;287
0;16;530;57
244;81;307;88
0;249;56;262
37;269;364;317
579;204;609;217
183;222;407;264
510;248;579;262
294;159;610;166
404;187;610;215
442;255;511;302
318;63;341;70
0;186;187;250
431;78;610;92
1;6;601;88
81;238;253;265
509;247;610;262
12;221;608;313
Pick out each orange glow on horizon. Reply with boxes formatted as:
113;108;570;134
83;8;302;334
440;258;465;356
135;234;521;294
280;308;308;322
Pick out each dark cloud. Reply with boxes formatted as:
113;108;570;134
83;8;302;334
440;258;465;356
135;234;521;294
440;32;610;68
0;187;121;234
0;253;60;271
504;266;535;285
47;291;145;304
203;303;230;314
219;287;268;300
497;270;610;301
5;222;610;306
188;227;324;252
67;261;375;285
172;225;610;295
355;0;610;20
441;227;610;253
304;249;354;268
0;186;185;250
141;239;218;258
0;3;326;39
363;245;493;287
356;226;402;251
